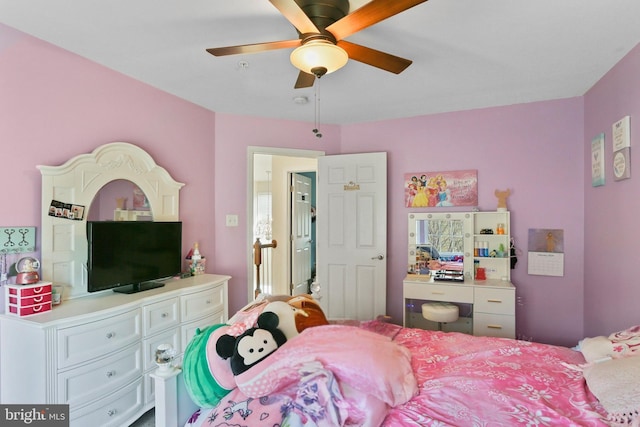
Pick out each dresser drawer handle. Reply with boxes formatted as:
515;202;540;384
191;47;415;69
205;299;212;304
161;312;169;318
106;332;116;339
430;291;445;295
33;305;43;312
107;409;117;417
487;324;503;329
33;287;44;294
34;296;44;303
487;299;503;303
106;370;116;378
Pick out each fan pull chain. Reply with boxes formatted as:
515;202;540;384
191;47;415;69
313;77;322;138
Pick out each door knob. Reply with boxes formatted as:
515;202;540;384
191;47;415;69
371;254;385;260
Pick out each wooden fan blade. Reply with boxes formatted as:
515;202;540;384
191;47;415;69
269;0;320;34
206;39;301;56
338;40;412;74
294;71;316;89
327;0;428;41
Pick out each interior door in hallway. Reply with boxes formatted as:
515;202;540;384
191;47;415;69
316;152;387;320
291;172;312;295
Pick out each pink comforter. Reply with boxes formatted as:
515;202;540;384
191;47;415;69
361;321;609;426
186;321;609;427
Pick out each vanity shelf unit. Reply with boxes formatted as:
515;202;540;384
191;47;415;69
473;211;511;281
0;274;229;427
405;211;515;338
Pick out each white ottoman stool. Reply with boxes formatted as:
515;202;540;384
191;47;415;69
422;302;459;331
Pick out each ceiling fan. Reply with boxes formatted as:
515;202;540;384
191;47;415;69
206;0;428;88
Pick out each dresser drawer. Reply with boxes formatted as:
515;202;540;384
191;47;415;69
473;313;515;338
70;378;144;427
58;343;142;406
143;327;180;371
474;287;515;315
181;311;226;352
181;286;225;323
404;281;473;303
143;297;179;336
57;309;141;369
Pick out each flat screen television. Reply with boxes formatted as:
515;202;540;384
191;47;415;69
87;221;182;294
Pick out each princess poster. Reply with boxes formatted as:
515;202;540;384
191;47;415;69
404;170;478;208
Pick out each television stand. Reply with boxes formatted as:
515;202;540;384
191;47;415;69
113;281;165;294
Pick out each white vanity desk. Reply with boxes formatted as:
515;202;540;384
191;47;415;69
405;211;516;339
403;276;515;338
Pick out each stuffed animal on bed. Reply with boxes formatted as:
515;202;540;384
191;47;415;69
262;295;329;339
216;311;288;375
182;323;237;408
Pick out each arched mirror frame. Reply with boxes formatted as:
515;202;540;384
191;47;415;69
38;142;184;300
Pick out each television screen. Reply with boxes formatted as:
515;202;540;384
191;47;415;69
87;221;182;294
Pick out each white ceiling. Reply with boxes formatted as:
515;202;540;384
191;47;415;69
1;0;640;125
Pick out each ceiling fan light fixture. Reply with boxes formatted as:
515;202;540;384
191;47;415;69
290;40;348;76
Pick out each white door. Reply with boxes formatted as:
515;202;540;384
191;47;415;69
291;173;312;295
316;152;387;320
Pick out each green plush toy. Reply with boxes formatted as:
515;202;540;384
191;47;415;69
182;323;235;408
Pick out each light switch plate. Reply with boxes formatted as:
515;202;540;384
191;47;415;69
226;214;239;227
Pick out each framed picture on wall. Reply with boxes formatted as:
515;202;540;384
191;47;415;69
404;169;478;208
591;133;605;187
613;147;631;181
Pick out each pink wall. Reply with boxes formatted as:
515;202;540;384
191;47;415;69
0;24;217;260
3;21;637;346
583;43;640;337
212;114;341;316
342;99;586;345
0;24;341;318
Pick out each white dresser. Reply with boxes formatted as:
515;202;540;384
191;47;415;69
0;273;229;427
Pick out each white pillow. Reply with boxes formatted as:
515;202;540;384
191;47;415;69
583;355;640;426
580;325;640;363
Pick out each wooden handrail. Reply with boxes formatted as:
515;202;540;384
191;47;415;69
253;237;277;298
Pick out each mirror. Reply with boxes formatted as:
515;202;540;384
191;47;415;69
408;212;472;278
88;179;152;221
39;142;184;299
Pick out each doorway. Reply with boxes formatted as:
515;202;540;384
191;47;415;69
247;147;323;301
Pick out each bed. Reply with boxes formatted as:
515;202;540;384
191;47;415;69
159;296;640;427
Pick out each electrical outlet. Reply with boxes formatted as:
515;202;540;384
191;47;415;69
225;214;239;227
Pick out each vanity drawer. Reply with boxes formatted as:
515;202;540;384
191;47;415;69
70;378;144;427
58;343;142;406
181;286;225;323
474;287;515;315
404;281;473;303
143;297;179;336
473;313;515;338
57;309;141;369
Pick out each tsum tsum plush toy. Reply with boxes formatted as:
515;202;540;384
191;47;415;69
262;296;329;340
216;311;287;375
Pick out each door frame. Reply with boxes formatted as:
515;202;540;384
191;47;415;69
246;146;324;302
